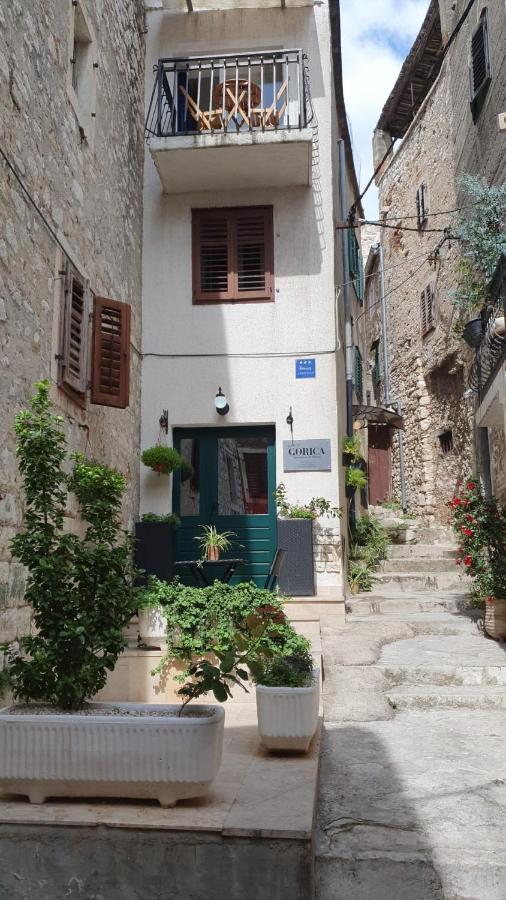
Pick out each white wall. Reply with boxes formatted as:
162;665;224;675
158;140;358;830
142;2;345;591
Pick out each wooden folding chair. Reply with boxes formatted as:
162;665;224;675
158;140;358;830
252;79;288;128
178;85;223;132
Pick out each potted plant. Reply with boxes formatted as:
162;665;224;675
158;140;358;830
194;524;236;561
134;512;180;587
448;478;506;639
253;645;319;752
274;484;341;596
0;383;227;808
345;465;368;496
348;560;374;594
141;445;182;476
342;434;365;467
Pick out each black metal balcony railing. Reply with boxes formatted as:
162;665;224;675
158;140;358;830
468;255;506;400
145;50;310;139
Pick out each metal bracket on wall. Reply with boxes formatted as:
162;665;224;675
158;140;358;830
159;410;168;435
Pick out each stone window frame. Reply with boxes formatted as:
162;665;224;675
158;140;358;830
66;0;98;149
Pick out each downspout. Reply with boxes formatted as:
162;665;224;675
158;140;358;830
377;242;390;406
338;138;354;437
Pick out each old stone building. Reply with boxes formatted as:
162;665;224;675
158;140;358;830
369;0;505;519
0;1;146;640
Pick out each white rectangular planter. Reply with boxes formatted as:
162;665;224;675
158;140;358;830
0;702;224;807
255;670;320;752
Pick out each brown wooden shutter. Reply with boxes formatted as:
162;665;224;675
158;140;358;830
91;296;130;408
61;267;89;394
421;284;435;336
234;207;273;300
193;210;232;301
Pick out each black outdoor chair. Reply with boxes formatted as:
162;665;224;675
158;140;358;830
264;548;286;592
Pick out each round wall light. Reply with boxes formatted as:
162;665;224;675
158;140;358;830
215;387;229;416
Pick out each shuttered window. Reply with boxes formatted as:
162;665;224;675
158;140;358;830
469;8;491;120
416;183;429;229
59;265;89;396
348;228;364;303
193;207;273;302
421;283;436;337
91;296;131;408
354;346;363;401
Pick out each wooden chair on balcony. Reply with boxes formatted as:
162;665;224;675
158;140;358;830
252;79;289;128
178;85;224;132
212;80;262;130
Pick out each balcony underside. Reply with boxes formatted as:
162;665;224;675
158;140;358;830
148;0;315;10
149;128;313;193
475;363;506;430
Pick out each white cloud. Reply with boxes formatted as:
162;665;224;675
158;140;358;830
340;0;429;219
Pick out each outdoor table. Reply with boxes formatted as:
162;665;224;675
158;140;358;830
174;558;247;587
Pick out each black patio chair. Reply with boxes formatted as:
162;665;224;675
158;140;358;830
264;548;286;592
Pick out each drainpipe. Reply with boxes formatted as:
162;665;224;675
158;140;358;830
338;139;353;437
377;242;391;406
396;400;408;512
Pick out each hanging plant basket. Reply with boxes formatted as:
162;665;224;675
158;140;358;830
462;317;483;348
141;445;182;476
484;598;506;641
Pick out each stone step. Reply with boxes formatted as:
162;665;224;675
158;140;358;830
387;544;456;560
380;664;506;688
346;592;472;616
386;685;506;711
372;571;467;592
379;557;457;574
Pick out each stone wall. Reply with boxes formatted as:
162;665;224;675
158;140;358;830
375;65;475;521
0;0;145;640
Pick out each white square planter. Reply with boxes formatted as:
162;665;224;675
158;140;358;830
0;702;224;807
138;607;167;649
255;670;320;752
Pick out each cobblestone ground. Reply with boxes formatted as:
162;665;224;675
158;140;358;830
315;592;506;900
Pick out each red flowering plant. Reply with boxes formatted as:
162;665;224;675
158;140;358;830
448;479;506;605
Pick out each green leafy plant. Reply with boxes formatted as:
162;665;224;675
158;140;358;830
342;434;365;464
141;512;181;527
139;579;309;682
141;445;182;476
194;524;237;561
3;382;138;710
348;560;374;593
274;483;341;519
345;467;368;491
452;176;506;327
448;478;506;606
253;645;314;688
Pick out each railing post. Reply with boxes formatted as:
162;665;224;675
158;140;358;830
298;49;305;128
157;62;163;137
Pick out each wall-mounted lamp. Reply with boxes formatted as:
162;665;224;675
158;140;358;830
159;409;168;434
215;387;229;416
286;406;294;442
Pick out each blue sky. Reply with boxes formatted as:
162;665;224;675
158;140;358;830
340;0;429;219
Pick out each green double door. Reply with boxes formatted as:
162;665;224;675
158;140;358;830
173;427;276;586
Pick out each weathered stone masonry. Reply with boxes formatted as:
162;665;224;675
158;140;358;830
0;0;145;640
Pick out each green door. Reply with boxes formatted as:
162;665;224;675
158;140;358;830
173;427;276;586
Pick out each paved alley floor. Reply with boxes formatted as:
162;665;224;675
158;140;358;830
315;592;506;900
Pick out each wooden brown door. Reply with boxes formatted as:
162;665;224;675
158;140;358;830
368;425;392;505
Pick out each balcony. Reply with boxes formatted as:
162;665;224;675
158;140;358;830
145;51;313;193
468;255;506;429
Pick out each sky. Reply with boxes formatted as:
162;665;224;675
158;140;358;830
340;0;430;220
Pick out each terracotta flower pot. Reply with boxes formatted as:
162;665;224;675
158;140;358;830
207;546;220;561
484;598;506;640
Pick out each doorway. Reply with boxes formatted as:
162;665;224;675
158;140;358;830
173;426;276;586
368;425;392;506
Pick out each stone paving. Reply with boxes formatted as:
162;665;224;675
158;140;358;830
315;592;506;899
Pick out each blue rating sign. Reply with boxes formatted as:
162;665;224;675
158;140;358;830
295;358;316;379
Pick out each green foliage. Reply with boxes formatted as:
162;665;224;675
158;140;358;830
5;382;138;710
141;512;181;527
348;561;374;592
448;478;506;603
274;483;341;519
254;645;314;688
345;466;368;491
139;579;309;682
194;525;237;558
141;445;182;475
452;176;506;323
342;434;365;464
180;460;194;482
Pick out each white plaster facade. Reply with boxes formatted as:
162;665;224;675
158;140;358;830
141;1;361;593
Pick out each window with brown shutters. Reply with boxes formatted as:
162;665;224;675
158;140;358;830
192;207;273;303
416;183;429;229
469;8;491;121
59;264;89;396
91;296;131;408
421;283;436;337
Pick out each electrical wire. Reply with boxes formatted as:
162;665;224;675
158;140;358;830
338;220;454;234
359;202;477;223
